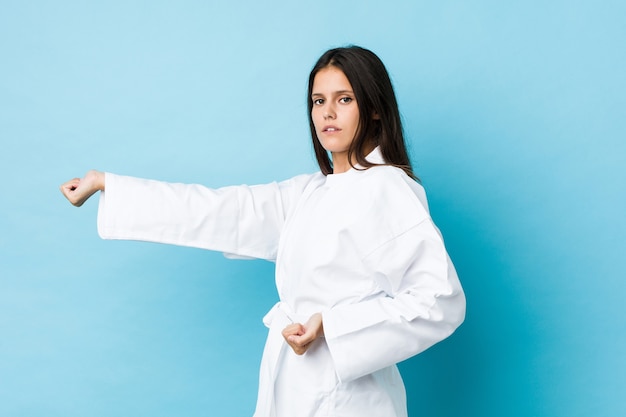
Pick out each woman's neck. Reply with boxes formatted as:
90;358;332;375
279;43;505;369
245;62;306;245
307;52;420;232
331;151;351;174
331;142;377;174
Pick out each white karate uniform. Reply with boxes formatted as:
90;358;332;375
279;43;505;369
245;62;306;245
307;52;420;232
97;148;466;417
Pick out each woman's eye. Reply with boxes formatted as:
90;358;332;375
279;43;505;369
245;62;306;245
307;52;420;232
339;97;353;104
313;98;324;105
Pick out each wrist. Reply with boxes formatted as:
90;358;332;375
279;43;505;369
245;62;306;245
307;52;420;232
87;170;105;191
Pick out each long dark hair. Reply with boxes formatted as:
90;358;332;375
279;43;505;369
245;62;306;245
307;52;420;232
307;45;416;180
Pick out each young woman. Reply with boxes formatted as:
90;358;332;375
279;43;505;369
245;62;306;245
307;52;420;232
61;46;466;417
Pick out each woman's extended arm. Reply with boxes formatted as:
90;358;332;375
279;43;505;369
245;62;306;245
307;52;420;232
59;170;105;207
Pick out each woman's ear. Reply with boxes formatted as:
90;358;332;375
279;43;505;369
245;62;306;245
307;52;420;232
372;111;380;120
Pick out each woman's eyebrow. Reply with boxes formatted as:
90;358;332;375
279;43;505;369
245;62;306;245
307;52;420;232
311;89;354;97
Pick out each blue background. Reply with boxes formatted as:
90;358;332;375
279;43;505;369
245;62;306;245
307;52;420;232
1;1;624;416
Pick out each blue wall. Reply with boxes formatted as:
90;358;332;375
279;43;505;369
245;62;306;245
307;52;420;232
1;1;624;416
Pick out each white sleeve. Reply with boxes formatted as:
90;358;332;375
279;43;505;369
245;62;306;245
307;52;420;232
322;218;466;383
97;172;311;260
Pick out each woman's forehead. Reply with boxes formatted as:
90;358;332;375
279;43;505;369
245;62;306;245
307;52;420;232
312;66;353;94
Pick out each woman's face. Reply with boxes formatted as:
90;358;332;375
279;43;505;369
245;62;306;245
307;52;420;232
311;66;361;171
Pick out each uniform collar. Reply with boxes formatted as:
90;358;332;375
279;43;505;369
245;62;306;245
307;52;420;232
325;147;385;185
359;146;385;166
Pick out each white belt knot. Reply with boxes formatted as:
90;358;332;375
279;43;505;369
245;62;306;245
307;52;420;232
254;301;306;417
